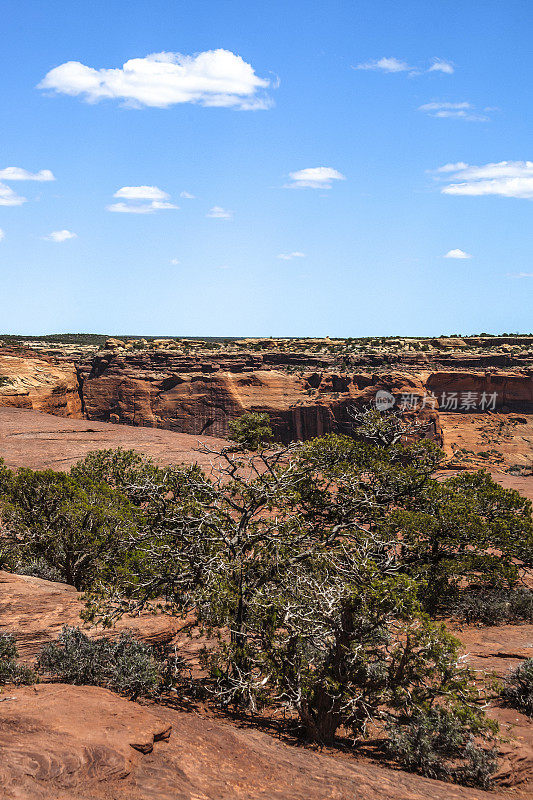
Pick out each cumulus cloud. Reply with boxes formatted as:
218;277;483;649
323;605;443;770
38;49;272;110
444;248;472;259
114;185;169;200
285;167;346;189
206;206;233;219
0;167;55;181
0;183;26;206
278;251;306;260
0;229;5;241
354;57;454;76
419;102;489;121
108;185;178;213
43;229;77;242
428;58;454;74
180;191;195;199
435;161;533;198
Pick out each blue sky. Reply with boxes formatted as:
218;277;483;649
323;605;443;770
1;0;532;337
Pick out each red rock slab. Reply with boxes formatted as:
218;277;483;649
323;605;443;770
0;571;180;659
0;406;230;472
453;623;533;676
0;683;526;800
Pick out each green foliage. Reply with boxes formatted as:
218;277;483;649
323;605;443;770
381;471;533;612
386;708;497;788
37;626;161;699
228;412;274;449
0;633;35;685
501;658;533;716
0;466;138;589
447;587;533;625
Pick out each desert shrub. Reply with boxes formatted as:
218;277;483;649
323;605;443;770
14;557;64;583
386;708;497;788
0;633;35;685
37;626;161;699
448;587;533;625
501;658;533;716
227;412;273;449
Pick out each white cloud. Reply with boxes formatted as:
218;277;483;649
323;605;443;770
285;167;346;189
436;161;533;198
0;229;5;241
508;271;533;278
43;229;77;242
170;258;180;265
278;251;306;260
428;58;454;74
108;185;178;213
180;191;195;199
0;167;55;181
114;185;169;200
207;206;233;219
444;248;472;259
38;49;272;110
419;102;489;121
355;57;412;73
0;183;26;206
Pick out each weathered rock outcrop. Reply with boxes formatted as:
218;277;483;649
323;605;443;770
0;355;82;417
0;571;180;659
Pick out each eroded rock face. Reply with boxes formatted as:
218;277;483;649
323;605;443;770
0;355;82;417
78;352;443;443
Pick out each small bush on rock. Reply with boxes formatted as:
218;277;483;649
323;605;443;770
37;626;161;699
501;658;533;716
449;587;533;625
0;633;35;685
386;708;497;788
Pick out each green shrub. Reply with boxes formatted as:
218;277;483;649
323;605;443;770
227;412;274;450
37;626;161;699
501;658;533;716
449;587;533;625
0;633;35;685
386;708;497;788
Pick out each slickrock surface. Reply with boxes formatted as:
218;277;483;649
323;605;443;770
0;683;529;800
0;407;230;472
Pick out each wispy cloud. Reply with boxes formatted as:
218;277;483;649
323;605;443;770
38;49;273;110
278;251;306;260
207;206;233;219
355;57;412;73
428;58;454;74
285;167;346;189
444;248;472;259
0;183;26;206
170;258;180;265
108;185;179;213
508;271;533;278
434;161;533;199
354;57;454;76
180;191;195;199
42;229;77;242
0;229;5;241
0;167;55;181
419;101;490;121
